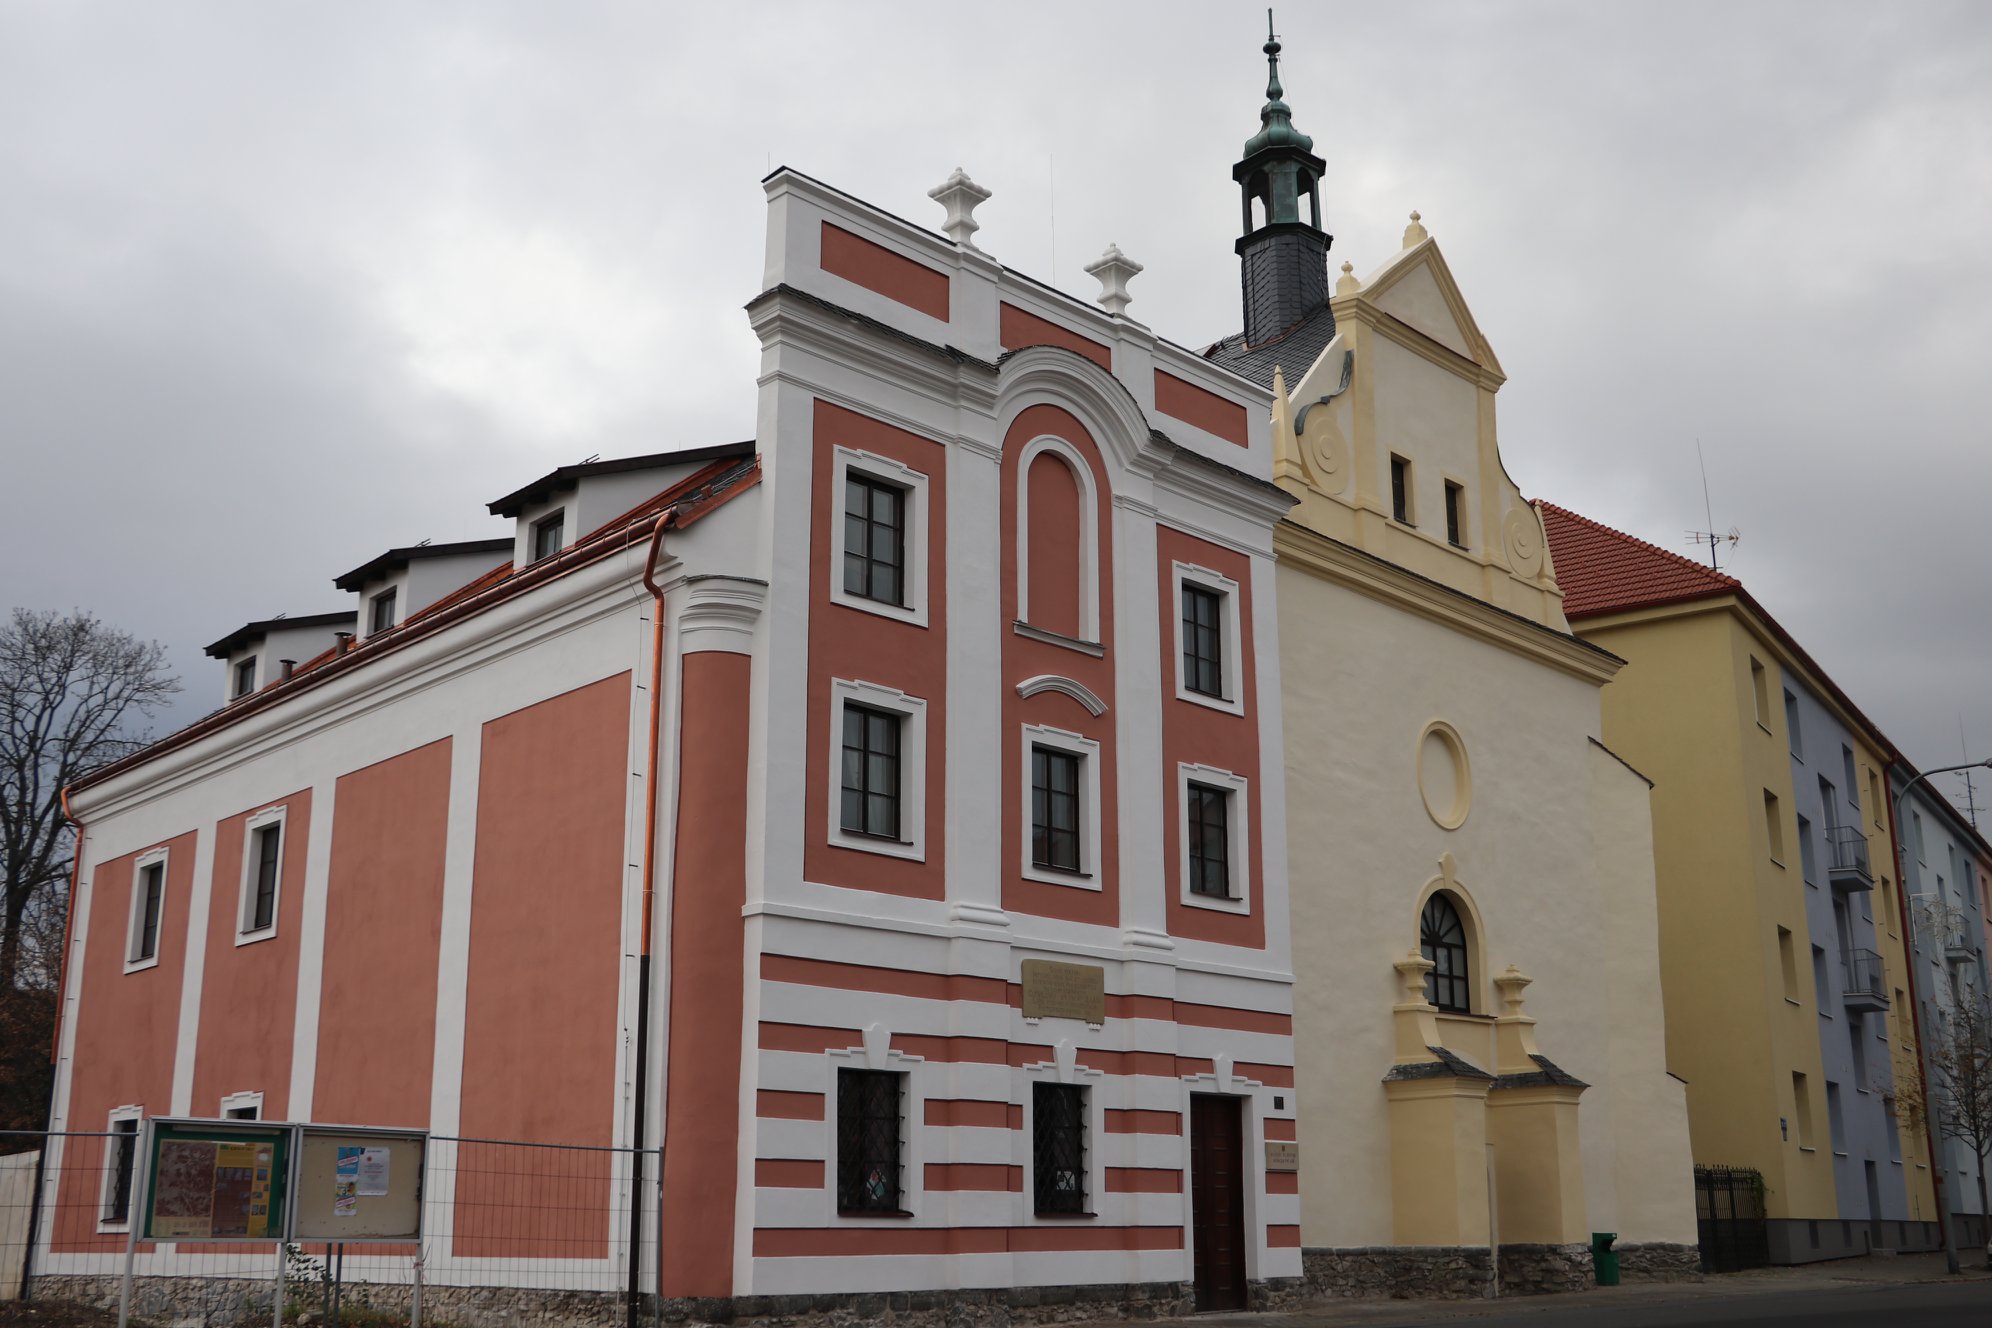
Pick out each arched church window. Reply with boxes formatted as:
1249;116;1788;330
1420;893;1471;1013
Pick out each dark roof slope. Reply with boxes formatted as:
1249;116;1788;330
332;538;515;593
203;611;356;659
1201;302;1339;390
486;442;755;517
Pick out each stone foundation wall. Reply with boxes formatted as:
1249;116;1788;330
1494;1243;1590;1296
31;1275;1202;1328
1615;1242;1702;1282
1300;1246;1496;1300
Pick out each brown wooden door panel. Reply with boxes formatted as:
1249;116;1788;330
1189;1094;1247;1310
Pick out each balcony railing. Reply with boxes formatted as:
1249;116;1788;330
1842;948;1889;1012
1827;824;1874;891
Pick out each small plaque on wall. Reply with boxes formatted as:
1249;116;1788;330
1020;960;1106;1024
1265;1141;1299;1172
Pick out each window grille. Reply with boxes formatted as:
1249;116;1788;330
1182;584;1225;698
1033;1083;1086;1214
837;1068;904;1213
1421;892;1470;1012
1031;746;1081;872
1187;782;1232;898
840;704;901;839
106;1119;138;1223
250;823;281;930
842;474;906;606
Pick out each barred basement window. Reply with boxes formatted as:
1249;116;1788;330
1033;1083;1086;1215
1421;892;1471;1013
1181;583;1224;698
1187;782;1232;899
104;1118;138;1224
843;473;906;607
837;1068;904;1214
840;703;902;840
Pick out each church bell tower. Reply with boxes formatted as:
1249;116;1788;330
1233;14;1332;347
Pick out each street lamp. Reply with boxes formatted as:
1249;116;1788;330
1893;758;1992;1275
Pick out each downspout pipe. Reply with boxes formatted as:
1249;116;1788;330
1889;757;1991;1274
627;509;675;1326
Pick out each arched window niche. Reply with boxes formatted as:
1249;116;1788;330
1415;866;1486;1015
1015;436;1100;644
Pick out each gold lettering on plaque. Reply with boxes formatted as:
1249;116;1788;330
1265;1141;1299;1172
1020;960;1106;1024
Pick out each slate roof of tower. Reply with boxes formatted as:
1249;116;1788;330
1539;500;1740;620
1202;301;1340;391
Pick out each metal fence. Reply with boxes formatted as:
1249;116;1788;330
1693;1164;1769;1274
0;1130;662;1327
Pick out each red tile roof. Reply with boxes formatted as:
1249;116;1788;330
1539;501;1740;620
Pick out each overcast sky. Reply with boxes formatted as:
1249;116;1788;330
3;1;1988;818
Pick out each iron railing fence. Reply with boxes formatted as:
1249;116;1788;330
1826;825;1872;880
1692;1164;1769;1273
0;1130;663;1327
1842;948;1888;1002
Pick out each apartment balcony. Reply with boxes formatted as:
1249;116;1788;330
1842;948;1890;1013
1946;928;1978;964
1827;825;1874;892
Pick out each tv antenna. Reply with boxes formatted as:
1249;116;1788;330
1686;438;1740;572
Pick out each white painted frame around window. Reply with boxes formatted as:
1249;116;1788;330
1171;560;1245;716
821;1045;927;1223
1178;762;1252;915
1021;723;1103;889
235;804;288;945
124;847;169;973
1015;436;1100;645
97;1105;143;1232
826;678;927;862
829;446;930;628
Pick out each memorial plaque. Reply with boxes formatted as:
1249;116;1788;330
1020;960;1106;1024
1265;1140;1300;1173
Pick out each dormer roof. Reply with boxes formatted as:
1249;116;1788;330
332;538;514;593
486;441;754;517
203;611;356;659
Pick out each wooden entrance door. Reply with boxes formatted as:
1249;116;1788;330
1189;1094;1247;1310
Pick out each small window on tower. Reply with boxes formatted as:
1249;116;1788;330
1444;481;1466;548
1390;455;1413;526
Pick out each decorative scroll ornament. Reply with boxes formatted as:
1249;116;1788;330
1502;505;1546;579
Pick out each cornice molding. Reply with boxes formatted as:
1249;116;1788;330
1275;521;1619;684
678;575;769;654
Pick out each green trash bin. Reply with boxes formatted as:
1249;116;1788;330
1591;1231;1620;1286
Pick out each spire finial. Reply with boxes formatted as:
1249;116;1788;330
1402;209;1429;247
1264;9;1283;102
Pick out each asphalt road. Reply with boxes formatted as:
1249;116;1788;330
1173;1280;1992;1327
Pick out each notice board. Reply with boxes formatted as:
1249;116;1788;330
143;1122;289;1241
291;1129;425;1242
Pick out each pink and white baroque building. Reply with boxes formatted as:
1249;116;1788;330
45;165;1299;1317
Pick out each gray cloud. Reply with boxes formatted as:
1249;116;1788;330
2;0;1986;810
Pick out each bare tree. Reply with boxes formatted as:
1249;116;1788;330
1927;989;1992;1251
0;608;179;994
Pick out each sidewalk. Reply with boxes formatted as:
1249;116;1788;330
1149;1253;1992;1327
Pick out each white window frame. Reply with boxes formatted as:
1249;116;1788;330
125;847;169;973
219;1090;264;1120
1022;1068;1105;1222
822;1048;926;1223
1177;762;1252;915
366;586;399;639
829;446;929;628
97;1106;143;1232
1021;723;1102;889
1172;561;1246;716
1015;436;1100;644
233;655;259;700
235;805;288;945
827;678;927;862
530;507;568;563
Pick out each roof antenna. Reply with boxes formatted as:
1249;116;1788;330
1686;438;1740;573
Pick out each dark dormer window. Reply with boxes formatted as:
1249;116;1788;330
532;511;565;563
233;657;257;699
369;589;397;635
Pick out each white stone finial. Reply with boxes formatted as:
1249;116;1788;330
1402;209;1429;247
1335;260;1361;295
1083;242;1143;317
928;167;992;250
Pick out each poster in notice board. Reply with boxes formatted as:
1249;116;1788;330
290;1129;425;1242
143;1123;290;1242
